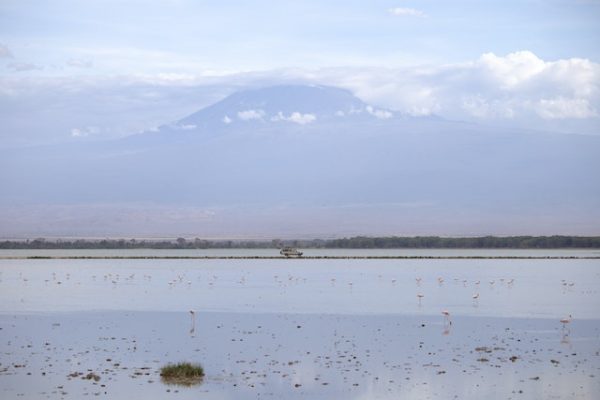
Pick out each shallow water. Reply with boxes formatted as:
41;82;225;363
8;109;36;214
1;255;599;318
1;250;599;399
2;312;598;400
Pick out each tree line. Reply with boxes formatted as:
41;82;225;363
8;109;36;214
1;236;600;249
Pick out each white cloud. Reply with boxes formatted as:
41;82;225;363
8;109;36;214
366;105;393;119
477;51;546;89
223;115;232;124
288;112;316;124
388;7;425;17
178;123;197;130
71;126;101;137
314;51;599;122
237;109;265;121
271;111;316;125
536;97;597;119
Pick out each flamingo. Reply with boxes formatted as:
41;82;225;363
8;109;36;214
442;310;451;325
417;293;424;305
189;310;196;335
560;314;572;329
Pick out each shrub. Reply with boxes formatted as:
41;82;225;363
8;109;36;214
160;362;204;386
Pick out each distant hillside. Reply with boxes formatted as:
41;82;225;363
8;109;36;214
1;85;599;237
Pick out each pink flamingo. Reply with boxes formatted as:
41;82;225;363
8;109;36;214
560;314;572;329
442;310;451;325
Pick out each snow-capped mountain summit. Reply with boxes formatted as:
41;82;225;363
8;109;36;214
173;85;394;131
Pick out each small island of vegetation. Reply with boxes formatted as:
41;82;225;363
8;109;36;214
160;362;204;386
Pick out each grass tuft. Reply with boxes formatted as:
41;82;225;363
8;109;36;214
160;362;204;386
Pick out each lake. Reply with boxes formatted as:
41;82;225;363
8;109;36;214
1;249;599;399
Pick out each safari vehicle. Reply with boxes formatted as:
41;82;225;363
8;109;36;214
279;247;303;257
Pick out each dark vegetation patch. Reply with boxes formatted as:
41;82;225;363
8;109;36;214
160;362;204;386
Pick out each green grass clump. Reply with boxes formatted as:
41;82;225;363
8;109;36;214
160;362;204;386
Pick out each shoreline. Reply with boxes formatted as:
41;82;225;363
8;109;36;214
1;255;600;260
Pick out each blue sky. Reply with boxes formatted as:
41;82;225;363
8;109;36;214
1;0;600;236
2;0;600;73
0;0;599;146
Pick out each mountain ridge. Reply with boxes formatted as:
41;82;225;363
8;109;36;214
176;84;396;129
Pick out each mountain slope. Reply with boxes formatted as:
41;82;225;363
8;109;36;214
179;85;373;127
1;85;599;237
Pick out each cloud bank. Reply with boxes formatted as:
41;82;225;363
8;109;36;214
323;51;599;123
0;51;598;147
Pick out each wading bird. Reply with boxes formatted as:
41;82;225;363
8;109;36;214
189;310;196;335
472;293;479;307
560;314;572;329
442;310;451;325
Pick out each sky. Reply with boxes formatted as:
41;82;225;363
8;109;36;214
1;0;600;237
0;0;599;146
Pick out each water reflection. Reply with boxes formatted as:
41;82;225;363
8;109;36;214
0;311;597;400
1;255;598;319
0;251;599;399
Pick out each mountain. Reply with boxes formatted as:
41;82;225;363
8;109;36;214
121;85;400;147
178;85;378;127
1;85;599;237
